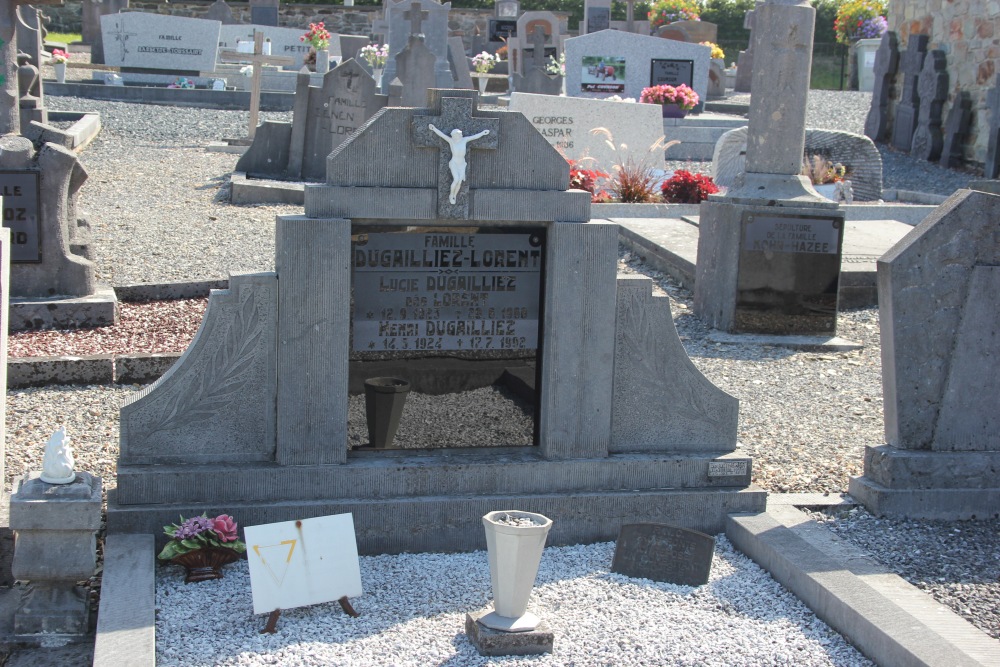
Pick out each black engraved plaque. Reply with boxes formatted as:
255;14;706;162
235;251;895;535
612;523;715;586
0;171;42;263
650;59;694;89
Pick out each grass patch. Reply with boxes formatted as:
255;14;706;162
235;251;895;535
45;32;82;44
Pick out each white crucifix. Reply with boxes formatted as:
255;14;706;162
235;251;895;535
412;96;499;217
219;31;295;140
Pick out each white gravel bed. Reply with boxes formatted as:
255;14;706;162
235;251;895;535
155;538;873;667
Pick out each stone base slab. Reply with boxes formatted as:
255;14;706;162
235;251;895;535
849;478;1000;521
707;332;862;352
465;610;553;656
230;171;305;205
9;285;118;331
108;485;767;555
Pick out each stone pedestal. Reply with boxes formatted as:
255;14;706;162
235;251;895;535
9;472;102;640
466;609;554;656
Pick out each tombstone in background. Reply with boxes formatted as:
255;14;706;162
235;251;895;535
849;190;1000;519
511;26;561;96
863;31;899;143
392;34;438;106
250;0;279;27
712;127;883;201
381;0;452;95
564;29;709;110
509;92;664;173
100;12;222;74
707;60;724;98
734;2;761;93
986;75;1000;180
237;59;388;182
910;49;947;162
340;34;371;66
695;0;846;336
82;0;128;64
890;34;928;152
108;87;763;552
204;0;237;24
582;0;611;35
219;24;324;70
1;135;117;329
940;92;972;169
447;36;473;90
512;11;560;76
656;20;717;44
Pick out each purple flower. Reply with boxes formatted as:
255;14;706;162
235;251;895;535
857;16;888;39
174;515;214;540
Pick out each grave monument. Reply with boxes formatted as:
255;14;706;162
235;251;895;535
863;31;899;143
380;0;453;95
510;11;560;76
909;49;947;162
890;34;928;153
510;26;561;96
849;190;1000;519
734;2;761;93
940;91;972;169
108;89;765;552
82;0;128;64
694;0;846;336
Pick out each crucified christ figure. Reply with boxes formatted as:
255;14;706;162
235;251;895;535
428;124;491;204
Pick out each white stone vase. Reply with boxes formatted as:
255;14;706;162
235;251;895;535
481;510;552;632
373;67;383;88
316;48;331;74
54;62;66;83
478;76;488;94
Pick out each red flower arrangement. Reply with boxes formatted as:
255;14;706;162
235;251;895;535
661;170;719;203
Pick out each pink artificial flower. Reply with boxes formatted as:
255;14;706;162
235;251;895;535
213;514;239;542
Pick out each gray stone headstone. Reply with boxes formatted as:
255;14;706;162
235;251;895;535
394;35;438;107
910;49;947;162
513;11;560;76
611;523;716;586
100;12;222;72
583;0;611;34
734;2;761;93
890;34;928;152
941;91;972;169
849;189;1000;520
340;35;371;65
564;29;709;104
511;26;561;95
712;126;883;201
250;0;279;27
382;0;452;94
448;36;473;89
986;74;1000;179
708;59;724;98
220;25;323;69
204;0;237;25
82;0;128;61
864;31;899;142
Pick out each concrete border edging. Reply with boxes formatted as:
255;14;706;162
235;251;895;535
726;506;1000;667
93;534;156;667
7;353;182;388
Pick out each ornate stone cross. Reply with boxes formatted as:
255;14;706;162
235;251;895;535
910;49;947;162
940;91;972;169
220;31;295;140
412;96;499;218
403;2;429;38
527;25;549;72
890;33;928;152
863;31;898;142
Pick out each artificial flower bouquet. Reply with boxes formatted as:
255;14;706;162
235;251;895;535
700;41;725;61
360;43;389;69
301;22;331;51
640;83;700;111
471;51;500;75
648;0;701;30
834;0;888;44
50;48;70;64
157;513;247;561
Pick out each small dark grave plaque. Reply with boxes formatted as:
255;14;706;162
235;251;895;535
611;523;715;586
489;19;517;42
586;7;610;33
736;211;845;335
650;59;694;89
250;6;278;27
0;171;42;263
352;230;544;353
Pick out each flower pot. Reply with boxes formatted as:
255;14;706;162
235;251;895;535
316;48;331;74
54;62;66;84
661;103;687;119
478;77;488;95
364;377;410;448
171;547;241;583
373;67;383;88
480;510;553;632
813;183;837;201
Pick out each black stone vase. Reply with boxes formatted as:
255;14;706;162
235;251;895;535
364;377;411;448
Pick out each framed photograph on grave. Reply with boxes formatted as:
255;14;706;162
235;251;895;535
489;19;517;42
0;171;42;263
581;55;626;93
650;59;694;89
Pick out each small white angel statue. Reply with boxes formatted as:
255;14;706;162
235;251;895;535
40;426;76;484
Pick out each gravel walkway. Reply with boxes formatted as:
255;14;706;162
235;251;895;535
4;85;992;662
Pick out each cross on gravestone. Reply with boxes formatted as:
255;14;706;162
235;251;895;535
220;31;295;140
986;75;1000;180
0;0;62;136
404;2;428;37
940;91;972;169
910;49;947;162
527;25;548;71
623;0;639;33
864;31;899;142
411;96;499;218
890;34;928;152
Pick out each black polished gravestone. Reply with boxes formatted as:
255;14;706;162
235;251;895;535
611;523;716;586
249;0;278;27
941;91;972;169
864;31;899;142
986;75;1000;180
890;34;929;152
910;50;948;162
488;18;516;42
735;211;845;335
650;59;694;89
586;7;610;33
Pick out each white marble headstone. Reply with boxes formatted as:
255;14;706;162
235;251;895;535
101;12;222;72
564;29;710;105
219;25;341;69
509;92;664;175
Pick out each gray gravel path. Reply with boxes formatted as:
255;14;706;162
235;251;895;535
8;88;992;662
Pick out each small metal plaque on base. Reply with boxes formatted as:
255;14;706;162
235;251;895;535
611;523;715;586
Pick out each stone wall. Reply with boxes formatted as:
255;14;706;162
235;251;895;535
888;0;999;169
44;2;569;54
